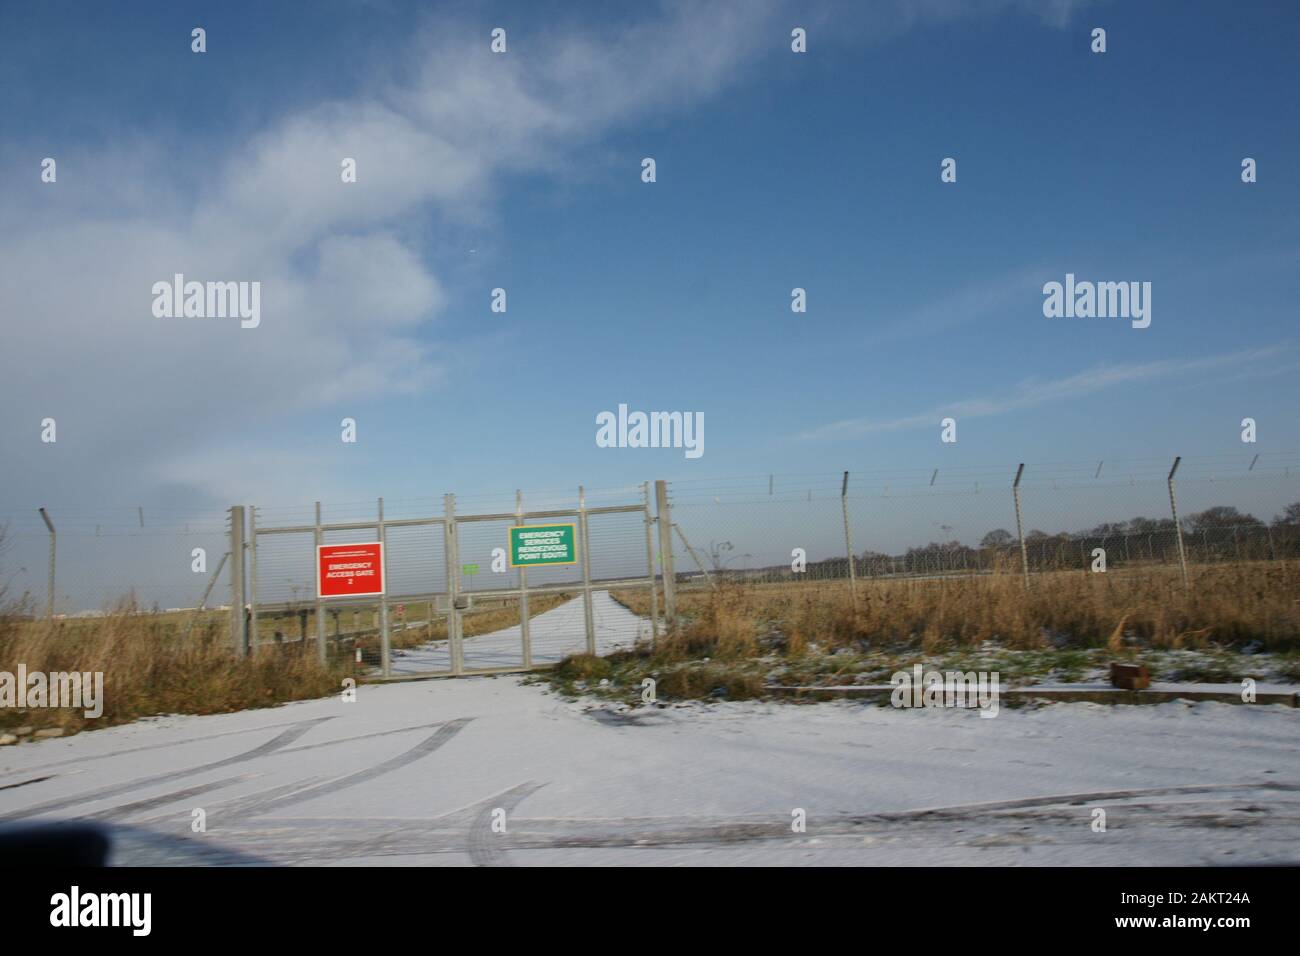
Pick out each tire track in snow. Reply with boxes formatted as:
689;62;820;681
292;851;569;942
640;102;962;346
0;717;333;821
468;781;546;867
0;715;336;777
205;718;472;822
108;788;1300;864
87;774;256;822
852;779;1300;823
146;776;334;830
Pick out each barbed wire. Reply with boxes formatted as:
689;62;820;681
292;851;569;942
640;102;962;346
2;453;1295;529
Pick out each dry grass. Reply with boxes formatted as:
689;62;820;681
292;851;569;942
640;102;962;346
615;560;1300;655
5;561;1293;729
553;562;1300;705
1;588;581;738
0;605;353;737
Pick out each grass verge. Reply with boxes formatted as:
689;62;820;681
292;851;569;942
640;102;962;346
0;606;355;739
543;562;1300;704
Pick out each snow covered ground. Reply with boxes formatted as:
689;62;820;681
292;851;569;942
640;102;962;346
391;588;651;673
1;661;1297;865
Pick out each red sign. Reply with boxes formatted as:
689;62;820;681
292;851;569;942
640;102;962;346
317;543;385;598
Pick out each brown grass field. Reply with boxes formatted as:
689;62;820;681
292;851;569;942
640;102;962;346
544;561;1300;703
0;592;575;737
615;560;1300;656
0;611;350;737
4;561;1298;733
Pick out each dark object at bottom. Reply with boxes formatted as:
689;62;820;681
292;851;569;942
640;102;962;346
0;822;111;866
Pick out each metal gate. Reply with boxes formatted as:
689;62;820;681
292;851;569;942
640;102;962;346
242;483;664;678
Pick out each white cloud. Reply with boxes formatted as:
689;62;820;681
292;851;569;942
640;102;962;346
800;347;1286;440
0;0;1098;512
864;267;1046;346
0;3;793;505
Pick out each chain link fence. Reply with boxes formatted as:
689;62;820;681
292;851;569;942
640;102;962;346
245;483;659;677
663;453;1300;591
4;453;1298;660
0;505;231;617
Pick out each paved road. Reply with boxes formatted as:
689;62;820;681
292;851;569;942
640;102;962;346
390;589;651;674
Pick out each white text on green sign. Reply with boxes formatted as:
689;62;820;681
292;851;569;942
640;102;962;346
509;524;577;567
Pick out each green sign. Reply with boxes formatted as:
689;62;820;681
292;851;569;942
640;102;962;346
462;564;479;576
509;523;578;567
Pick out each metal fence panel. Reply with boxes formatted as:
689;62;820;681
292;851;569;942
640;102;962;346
9;454;1294;670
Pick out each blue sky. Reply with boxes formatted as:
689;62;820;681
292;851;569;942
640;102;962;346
1;0;1298;606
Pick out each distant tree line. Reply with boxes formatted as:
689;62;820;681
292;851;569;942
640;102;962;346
725;502;1300;582
867;502;1300;575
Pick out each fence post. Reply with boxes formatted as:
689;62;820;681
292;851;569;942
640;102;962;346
248;506;258;652
642;481;660;641
1012;464;1029;589
654;480;676;630
314;502;326;664
517;490;532;669
37;508;55;620
229;505;246;657
444;493;463;675
187;551;229;638
578;486;597;656
1167;456;1190;589
841;471;858;608
378;497;391;677
674;524;716;590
